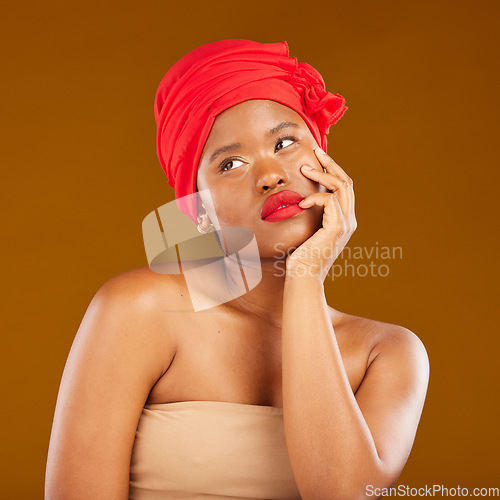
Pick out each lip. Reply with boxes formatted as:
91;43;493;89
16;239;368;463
261;189;305;222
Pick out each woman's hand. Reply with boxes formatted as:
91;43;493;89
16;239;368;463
286;147;357;281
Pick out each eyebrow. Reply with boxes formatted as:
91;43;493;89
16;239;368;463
208;121;300;164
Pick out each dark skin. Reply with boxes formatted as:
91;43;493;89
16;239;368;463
194;99;328;326
197;99;327;259
152;100;429;497
45;99;429;500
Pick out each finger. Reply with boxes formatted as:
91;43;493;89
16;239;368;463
327;192;356;237
314;148;352;184
299;191;342;212
300;165;350;217
322;193;347;239
300;190;356;236
312;149;355;219
298;191;345;233
324;193;348;238
300;165;344;191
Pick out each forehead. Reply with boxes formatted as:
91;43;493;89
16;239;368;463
203;99;307;147
212;99;301;130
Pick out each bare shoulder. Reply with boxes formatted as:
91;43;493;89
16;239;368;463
95;264;190;309
80;264;193;371
328;307;429;371
99;265;186;305
69;264;191;385
45;265;191;498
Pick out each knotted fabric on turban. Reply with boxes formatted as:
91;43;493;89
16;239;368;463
154;39;348;224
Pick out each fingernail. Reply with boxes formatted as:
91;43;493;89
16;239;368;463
301;165;314;170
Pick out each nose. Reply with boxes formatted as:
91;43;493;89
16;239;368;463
255;159;289;193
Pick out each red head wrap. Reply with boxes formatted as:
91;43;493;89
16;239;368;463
154;39;348;224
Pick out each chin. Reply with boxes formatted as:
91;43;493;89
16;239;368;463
255;207;323;260
215;205;322;260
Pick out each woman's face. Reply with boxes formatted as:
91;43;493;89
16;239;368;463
197;99;327;258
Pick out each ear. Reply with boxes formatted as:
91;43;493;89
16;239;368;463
195;197;206;218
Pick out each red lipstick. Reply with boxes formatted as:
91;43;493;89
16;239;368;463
261;190;305;222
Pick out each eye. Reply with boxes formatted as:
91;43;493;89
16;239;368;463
219;158;245;172
275;136;297;152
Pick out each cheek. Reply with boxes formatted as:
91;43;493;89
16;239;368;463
209;194;241;226
290;145;322;169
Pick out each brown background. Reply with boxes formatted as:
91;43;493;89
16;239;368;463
1;0;499;498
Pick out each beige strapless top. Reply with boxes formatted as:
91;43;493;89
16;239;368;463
129;400;301;499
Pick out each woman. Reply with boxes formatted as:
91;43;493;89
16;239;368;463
45;39;429;500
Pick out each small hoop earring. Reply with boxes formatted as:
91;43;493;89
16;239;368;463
196;214;215;234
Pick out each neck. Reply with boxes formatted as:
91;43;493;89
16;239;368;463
220;254;290;328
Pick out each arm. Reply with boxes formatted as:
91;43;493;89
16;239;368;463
282;275;429;499
282;149;429;499
45;271;176;500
